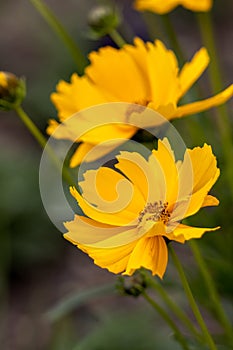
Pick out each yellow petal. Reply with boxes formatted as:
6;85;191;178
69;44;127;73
86;45;148;103
64;215;141;248
80;166;145;214
182;0;212;12
125;236;168;278
147;40;179;107
51;74;112;120
151;139;179;206
115;151;152;201
175;84;233;118
46;119;78;141
134;0;212;13
172;223;220;241
70;141;127;167
134;0;180;14
169;144;219;221
178;48;209;98
70;167;144;226
201;194;219;207
124;37;150;89
74;240;137;274
183;144;220;194
70;143;94;168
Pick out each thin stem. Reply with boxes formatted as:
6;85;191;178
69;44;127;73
142;291;190;350
46;283;115;322
14;106;74;186
196;12;233;198
161;14;185;64
170;246;217;350
29;0;88;73
189;241;233;346
140;270;201;341
142;12;166;42
108;29;126;48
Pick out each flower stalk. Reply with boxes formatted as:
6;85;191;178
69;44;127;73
189;240;233;346
196;12;233;198
140;269;202;341
29;0;88;73
141;290;190;350
14;106;74;186
108;29;126;48
170;246;217;350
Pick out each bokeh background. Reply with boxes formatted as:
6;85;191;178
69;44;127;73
0;1;232;349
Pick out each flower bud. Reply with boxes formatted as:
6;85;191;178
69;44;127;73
116;271;147;297
87;5;121;38
0;71;26;111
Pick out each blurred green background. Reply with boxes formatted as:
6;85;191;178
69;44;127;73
0;1;232;349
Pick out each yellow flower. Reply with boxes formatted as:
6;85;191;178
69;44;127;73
0;71;26;111
0;72;8;88
48;38;233;166
134;0;213;14
64;139;220;277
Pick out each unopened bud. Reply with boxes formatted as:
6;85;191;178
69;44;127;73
0;71;26;111
87;5;121;38
116;271;147;297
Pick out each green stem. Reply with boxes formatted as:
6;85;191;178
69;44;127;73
14;105;74;186
170;246;217;350
142;291;190;350
161;14;185;64
189;241;233;346
108;29;126;48
142;12;165;42
29;0;88;73
159;13;212;144
46;283;115;322
140;270;202;341
196;12;233;198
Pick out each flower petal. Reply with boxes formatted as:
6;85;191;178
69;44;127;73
172;223;220;240
70;143;94;168
115;151;155;201
64;215;141;248
134;0;180;14
201;194;219;207
51;74;111;120
71;167;145;226
182;144;220;194
175;84;233;118
147;40;179;107
74;240;136;274
178;48;209;98
86;45;148;103
169;144;219;222
125;236;168;278
182;0;212;12
151;139;179;206
134;0;212;13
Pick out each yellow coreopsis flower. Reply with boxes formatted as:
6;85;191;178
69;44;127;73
134;0;213;14
64;139;220;277
48;38;233;167
0;71;26;110
0;72;8;88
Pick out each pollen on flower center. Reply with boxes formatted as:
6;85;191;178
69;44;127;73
138;201;171;225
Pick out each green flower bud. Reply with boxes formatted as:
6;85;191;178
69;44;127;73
116;271;147;297
87;5;121;38
0;71;26;111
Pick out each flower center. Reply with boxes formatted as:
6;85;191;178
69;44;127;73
138;201;171;225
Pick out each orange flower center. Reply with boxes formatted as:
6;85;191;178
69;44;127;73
138;201;171;225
